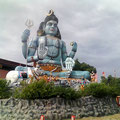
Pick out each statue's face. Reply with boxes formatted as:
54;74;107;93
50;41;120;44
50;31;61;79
44;20;58;36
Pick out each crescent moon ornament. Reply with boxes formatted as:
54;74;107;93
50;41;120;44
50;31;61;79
47;10;53;16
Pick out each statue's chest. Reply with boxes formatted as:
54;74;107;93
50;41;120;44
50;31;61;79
46;38;59;47
38;37;62;58
46;38;61;57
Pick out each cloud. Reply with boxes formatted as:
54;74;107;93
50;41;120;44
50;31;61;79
0;0;120;81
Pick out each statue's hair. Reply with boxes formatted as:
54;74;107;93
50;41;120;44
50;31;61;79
37;10;61;39
44;10;58;24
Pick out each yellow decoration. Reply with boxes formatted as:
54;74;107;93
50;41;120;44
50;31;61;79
47;9;53;16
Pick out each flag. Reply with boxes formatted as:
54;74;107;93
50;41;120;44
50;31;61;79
102;72;105;77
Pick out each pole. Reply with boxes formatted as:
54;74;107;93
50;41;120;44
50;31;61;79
25;19;34;68
114;70;116;78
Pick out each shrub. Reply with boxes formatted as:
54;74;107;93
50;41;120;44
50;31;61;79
14;80;81;100
81;83;116;98
14;80;54;99
53;86;81;99
14;77;120;99
0;78;11;98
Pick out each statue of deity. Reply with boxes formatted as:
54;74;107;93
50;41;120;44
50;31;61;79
16;10;90;79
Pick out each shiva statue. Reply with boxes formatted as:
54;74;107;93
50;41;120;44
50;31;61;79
16;10;90;79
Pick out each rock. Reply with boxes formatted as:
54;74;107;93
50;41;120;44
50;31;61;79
94;112;99;117
0;97;120;119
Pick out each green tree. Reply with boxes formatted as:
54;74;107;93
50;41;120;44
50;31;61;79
73;59;97;73
101;75;120;96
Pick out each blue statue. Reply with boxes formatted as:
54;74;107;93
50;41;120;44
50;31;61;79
16;10;90;79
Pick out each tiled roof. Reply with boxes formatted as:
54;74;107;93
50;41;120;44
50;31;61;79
0;58;32;70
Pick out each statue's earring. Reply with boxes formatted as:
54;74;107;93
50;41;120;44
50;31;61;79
37;22;45;36
37;30;44;36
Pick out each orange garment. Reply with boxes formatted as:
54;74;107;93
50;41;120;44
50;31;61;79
81;85;84;90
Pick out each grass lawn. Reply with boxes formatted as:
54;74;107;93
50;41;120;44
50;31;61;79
64;113;120;120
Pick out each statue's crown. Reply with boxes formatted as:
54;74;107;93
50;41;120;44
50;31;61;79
44;10;58;23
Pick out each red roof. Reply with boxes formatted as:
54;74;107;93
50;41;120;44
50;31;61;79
0;58;32;70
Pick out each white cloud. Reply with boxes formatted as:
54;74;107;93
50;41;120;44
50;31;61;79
1;0;120;81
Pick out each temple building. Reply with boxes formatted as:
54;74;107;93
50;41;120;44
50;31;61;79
0;58;29;78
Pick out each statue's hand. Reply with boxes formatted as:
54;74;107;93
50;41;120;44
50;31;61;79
21;19;33;42
21;29;30;42
65;57;75;71
38;43;48;59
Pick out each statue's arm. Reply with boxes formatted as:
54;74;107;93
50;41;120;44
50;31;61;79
62;41;77;67
69;42;77;58
61;41;68;67
21;29;30;59
21;29;38;62
27;38;38;62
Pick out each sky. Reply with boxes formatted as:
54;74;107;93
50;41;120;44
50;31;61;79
0;0;120;81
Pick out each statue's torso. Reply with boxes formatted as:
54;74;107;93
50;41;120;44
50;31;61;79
45;37;60;58
37;36;62;65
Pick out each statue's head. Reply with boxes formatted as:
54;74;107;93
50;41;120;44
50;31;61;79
37;10;61;39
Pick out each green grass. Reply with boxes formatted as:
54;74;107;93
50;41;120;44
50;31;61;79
64;113;120;120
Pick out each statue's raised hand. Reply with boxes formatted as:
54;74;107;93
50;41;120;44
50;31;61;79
21;29;30;42
21;19;34;43
38;42;48;60
65;57;75;71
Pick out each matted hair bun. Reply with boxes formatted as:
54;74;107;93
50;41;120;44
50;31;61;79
44;10;58;24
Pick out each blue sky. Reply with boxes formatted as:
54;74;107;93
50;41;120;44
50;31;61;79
1;0;120;81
